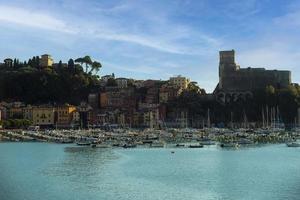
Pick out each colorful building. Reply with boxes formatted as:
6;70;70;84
32;106;55;127
55;104;76;127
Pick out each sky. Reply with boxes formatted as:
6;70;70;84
1;0;300;92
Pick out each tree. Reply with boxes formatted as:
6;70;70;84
58;60;63;69
75;56;102;75
68;59;75;71
82;56;92;73
90;61;102;74
187;82;201;93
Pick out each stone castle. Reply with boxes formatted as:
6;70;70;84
214;50;291;103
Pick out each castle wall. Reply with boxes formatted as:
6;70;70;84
218;50;291;92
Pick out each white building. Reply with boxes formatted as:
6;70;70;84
169;75;190;90
115;78;128;88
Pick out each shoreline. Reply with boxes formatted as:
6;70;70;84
1;128;299;148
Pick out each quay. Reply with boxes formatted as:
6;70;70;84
1;127;300;148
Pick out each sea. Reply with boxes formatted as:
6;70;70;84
0;143;300;200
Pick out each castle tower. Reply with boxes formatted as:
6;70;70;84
219;50;238;89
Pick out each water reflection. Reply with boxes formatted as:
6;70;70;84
44;146;118;188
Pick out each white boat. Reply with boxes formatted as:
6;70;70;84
286;142;300;147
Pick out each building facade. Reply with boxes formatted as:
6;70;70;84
32;106;55;127
215;50;291;103
55;105;76;127
39;54;54;68
169;75;190;90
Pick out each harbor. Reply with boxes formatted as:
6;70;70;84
1;127;300;148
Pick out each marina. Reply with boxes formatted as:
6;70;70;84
1;127;300;149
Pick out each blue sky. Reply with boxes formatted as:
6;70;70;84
1;0;300;92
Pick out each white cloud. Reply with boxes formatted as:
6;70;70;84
0;5;221;55
0;6;74;33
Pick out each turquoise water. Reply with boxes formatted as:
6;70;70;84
0;143;300;200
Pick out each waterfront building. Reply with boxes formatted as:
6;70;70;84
169;75;190;90
32;106;55;127
55;104;76;128
72;111;80;123
22;105;33;120
39;54;54;68
77;102;92;129
132;112;143;127
8;103;24;119
143;109;159;128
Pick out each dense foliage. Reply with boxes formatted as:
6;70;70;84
1;119;32;129
0;56;101;104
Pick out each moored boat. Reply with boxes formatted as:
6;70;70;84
76;141;92;146
286;142;300;147
188;144;204;148
220;143;240;148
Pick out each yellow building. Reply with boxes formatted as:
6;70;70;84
55;104;76;127
169;75;190;90
32;106;55;126
40;54;54;68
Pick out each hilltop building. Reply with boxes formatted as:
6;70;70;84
169;75;190;90
214;50;291;103
39;54;54;68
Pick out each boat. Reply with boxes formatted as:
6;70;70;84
199;140;216;146
286;142;300;147
175;143;185;147
188;144;204;148
220;143;240;148
76;141;92;146
122;143;137;148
